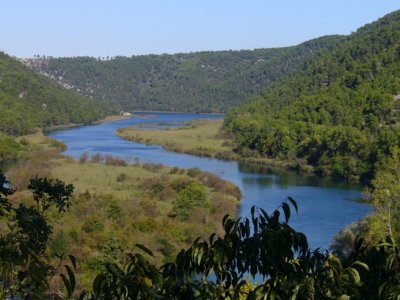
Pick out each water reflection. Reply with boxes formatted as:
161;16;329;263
238;162;362;190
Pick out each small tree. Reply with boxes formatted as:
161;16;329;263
174;182;209;220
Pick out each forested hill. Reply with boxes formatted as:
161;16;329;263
25;35;343;113
0;52;109;135
225;10;400;182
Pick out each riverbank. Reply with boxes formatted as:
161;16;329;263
5;130;241;290
117;119;315;173
42;114;131;132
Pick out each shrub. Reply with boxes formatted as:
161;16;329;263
79;152;89;164
50;230;70;255
187;167;202;178
19;137;30;146
174;182;209;220
47;138;67;151
91;153;104;163
132;217;158;232
169;166;180;174
116;173;127;182
104;155;127;166
170;177;191;192
106;201;123;221
82;216;105;233
157;238;176;263
142;162;163;172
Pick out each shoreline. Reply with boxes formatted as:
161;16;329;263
133;110;225;116
116;120;316;175
42;114;131;133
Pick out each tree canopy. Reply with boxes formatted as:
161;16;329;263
0;52;110;135
224;10;400;182
26;36;342;113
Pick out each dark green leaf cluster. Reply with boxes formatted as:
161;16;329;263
0;172;74;298
28;176;74;214
85;200;400;299
225;10;400;182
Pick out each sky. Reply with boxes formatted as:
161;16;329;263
1;1;399;58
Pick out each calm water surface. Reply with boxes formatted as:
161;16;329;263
48;112;370;249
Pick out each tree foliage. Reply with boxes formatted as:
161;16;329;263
225;10;400;182
0;52;110;136
26;36;343;113
0;172;74;298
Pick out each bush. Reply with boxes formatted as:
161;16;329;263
19;137;30;146
82;216;105;233
116;173;127;182
174;182;209;220
187;167;202;178
132;217;158;232
91;153;104;163
157;238;176;263
50;230;70;255
47;138;67;151
79;152;89;164
169;166;180;174
106;201;123;221
105;155;127;166
142;162;163;172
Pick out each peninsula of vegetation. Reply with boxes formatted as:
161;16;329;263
117;119;307;171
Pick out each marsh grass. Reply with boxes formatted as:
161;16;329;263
5;131;241;291
117;119;313;172
117;119;237;158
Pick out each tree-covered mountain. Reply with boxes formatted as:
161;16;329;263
0;52;109;135
225;10;400;182
26;35;343;113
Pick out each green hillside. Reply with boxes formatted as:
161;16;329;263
26;35;343;113
225;10;400;182
0;52;109;135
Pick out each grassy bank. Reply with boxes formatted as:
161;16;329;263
42;114;131;132
117;119;314;172
4;132;241;291
118;119;234;157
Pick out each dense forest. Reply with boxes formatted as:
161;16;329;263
0;52;110;136
26;36;343;113
225;10;400;183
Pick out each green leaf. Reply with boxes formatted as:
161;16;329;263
92;274;106;296
135;243;154;257
60;273;72;297
282;202;291;223
65;264;76;295
346;267;360;284
69;254;77;270
108;263;125;279
351;260;369;271
287;196;298;213
78;291;87;300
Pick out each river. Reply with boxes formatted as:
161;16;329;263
48;112;370;250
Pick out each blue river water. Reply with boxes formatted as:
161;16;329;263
48;112;370;250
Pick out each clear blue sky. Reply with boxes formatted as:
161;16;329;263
2;0;399;58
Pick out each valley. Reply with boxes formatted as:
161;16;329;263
0;7;400;299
